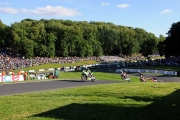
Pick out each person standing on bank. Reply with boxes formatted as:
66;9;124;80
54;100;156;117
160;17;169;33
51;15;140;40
54;68;59;79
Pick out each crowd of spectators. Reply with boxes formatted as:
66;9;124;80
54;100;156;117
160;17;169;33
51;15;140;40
99;56;126;62
1;47;180;73
0;48;99;72
98;55;180;67
119;56;180;67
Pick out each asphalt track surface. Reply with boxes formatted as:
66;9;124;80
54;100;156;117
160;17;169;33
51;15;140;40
0;72;180;96
129;72;180;82
0;79;120;96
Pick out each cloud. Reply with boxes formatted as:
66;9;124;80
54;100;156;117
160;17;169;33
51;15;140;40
0;7;17;14
0;2;10;5
117;4;130;8
100;1;109;6
160;9;173;14
26;5;81;16
20;8;28;14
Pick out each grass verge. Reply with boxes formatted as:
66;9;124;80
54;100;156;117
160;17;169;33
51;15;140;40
0;82;179;120
1;62;180;119
58;71;126;81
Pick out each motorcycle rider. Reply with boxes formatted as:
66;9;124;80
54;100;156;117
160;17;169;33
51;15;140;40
85;67;92;77
81;67;95;81
140;72;146;82
121;70;128;79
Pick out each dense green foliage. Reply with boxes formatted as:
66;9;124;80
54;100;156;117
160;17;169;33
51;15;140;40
0;19;165;58
158;21;180;57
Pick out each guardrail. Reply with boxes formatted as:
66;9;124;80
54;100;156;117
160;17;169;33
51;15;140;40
116;69;177;76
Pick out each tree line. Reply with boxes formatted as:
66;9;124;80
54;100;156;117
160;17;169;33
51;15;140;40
158;21;180;57
0;18;177;58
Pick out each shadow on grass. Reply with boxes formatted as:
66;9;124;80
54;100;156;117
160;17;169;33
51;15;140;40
31;89;180;120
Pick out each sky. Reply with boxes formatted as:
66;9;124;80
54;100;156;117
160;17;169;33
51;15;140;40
0;0;179;37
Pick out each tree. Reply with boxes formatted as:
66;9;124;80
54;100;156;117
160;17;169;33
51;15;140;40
157;35;166;56
1;18;162;57
164;21;180;57
139;33;159;56
0;20;7;47
21;39;34;58
97;25;118;55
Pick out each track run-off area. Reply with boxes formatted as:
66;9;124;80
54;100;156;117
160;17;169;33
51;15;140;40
0;72;180;96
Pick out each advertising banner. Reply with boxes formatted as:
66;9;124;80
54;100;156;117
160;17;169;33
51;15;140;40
12;75;20;82
18;75;24;81
3;76;12;82
116;69;177;76
0;75;2;82
1;75;24;83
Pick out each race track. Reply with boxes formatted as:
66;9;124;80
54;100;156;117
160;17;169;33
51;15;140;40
129;72;180;82
0;72;179;96
0;80;119;96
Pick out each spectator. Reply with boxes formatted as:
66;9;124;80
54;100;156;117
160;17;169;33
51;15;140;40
48;73;54;79
12;71;14;76
23;71;28;80
54;68;59;78
18;70;21;75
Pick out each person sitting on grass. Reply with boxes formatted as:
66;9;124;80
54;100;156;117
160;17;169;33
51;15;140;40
48;73;55;79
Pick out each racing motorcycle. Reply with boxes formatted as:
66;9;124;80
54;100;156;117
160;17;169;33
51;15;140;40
81;70;95;82
121;72;131;82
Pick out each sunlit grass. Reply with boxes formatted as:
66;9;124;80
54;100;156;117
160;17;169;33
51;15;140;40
0;82;179;120
1;61;180;119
